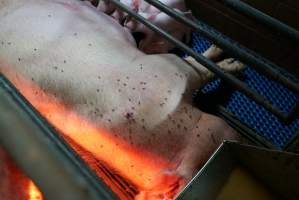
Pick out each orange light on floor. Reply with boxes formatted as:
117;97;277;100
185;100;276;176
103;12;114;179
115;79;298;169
28;181;43;200
3;71;185;200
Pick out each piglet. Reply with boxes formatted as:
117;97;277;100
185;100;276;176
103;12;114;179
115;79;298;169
88;0;191;54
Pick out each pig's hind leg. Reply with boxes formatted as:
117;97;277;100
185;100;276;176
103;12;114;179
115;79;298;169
202;44;223;61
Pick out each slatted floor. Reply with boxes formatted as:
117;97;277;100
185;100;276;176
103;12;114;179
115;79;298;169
189;33;299;149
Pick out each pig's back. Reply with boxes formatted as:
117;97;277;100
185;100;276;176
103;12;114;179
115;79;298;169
0;0;200;156
0;0;139;68
0;2;239;197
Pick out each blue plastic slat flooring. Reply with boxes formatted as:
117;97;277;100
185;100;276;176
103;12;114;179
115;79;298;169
190;33;299;149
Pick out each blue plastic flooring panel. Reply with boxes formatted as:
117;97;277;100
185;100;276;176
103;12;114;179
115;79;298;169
189;33;299;149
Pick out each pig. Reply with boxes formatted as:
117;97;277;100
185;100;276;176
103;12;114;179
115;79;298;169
86;0;192;54
0;0;243;199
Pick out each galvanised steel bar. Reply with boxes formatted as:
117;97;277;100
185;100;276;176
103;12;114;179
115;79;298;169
0;74;118;200
143;0;299;94
219;0;299;42
286;102;299;123
216;106;278;149
285;128;299;152
106;0;290;122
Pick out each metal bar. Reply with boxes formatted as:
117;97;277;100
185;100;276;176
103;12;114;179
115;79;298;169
285;129;299;152
286;102;299;123
216;106;278;149
106;0;291;122
143;0;299;94
0;74;118;200
195;21;299;122
284;103;299;150
219;0;299;42
177;141;299;200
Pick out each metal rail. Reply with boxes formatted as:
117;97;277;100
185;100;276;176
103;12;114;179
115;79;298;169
143;0;299;94
285;128;299;152
216;106;277;150
106;0;298;123
219;0;299;42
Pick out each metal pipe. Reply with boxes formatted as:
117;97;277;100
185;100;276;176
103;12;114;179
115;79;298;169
0;74;118;200
143;0;299;94
285;128;299;152
286;102;299;123
106;0;290;122
219;0;299;42
216;106;278;149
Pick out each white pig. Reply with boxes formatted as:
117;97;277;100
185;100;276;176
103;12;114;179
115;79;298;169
0;0;243;199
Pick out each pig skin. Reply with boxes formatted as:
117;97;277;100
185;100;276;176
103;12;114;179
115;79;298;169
0;0;243;198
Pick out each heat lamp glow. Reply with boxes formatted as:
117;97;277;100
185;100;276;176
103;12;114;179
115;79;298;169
0;147;43;200
28;181;43;200
6;73;185;200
